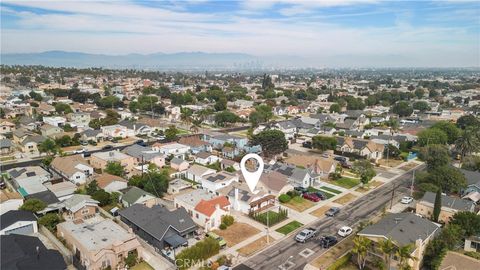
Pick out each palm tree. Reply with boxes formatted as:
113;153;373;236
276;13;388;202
352;236;372;270
378;238;396;270
455;127;479;161
180;107;193;126
395;244;416;270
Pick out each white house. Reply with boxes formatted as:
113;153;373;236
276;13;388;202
201;171;239;193
43;116;67;127
51;156;94;185
184;164;216;183
101;124;135;138
153;142;190;159
195;151;220;165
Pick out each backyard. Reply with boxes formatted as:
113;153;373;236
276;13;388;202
213;222;260;247
275;220;303;235
130;262;154;270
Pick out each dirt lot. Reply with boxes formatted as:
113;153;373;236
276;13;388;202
213;222;260;247
310;235;354;269
377;158;404;168
355;180;384;193
237;236;274;256
333;193;358;205
309;205;332;218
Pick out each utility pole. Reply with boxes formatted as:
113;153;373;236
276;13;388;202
141;155;144;179
390;185;396;209
410;170;415;196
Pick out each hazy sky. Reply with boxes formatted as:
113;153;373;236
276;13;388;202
1;0;479;67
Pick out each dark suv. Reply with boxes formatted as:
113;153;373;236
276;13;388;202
325;207;340;217
320;236;338;248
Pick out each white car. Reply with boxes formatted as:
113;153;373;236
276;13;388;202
337;226;353;237
73;148;86;154
401;196;414;204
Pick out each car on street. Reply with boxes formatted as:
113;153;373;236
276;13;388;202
295;228;317;243
319;236;338;248
325;207;341;217
73;148;86;154
102;145;114;150
337;226;353;237
401;196;414;204
303;193;321;202
294;186;308;194
207;232;227;248
135;139;147;146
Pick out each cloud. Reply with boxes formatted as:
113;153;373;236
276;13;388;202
1;0;478;67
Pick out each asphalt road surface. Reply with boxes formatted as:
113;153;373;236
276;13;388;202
234;164;424;270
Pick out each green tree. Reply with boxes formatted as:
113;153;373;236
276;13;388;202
38;213;63;231
461;155;480;171
214;96;227;111
396;244;416;270
431;121;461;144
456;115;480;130
20;198;46;212
215;111;239;127
86;180;99;195
124;251;138;267
164;125;179;141
105;161;124;176
391;101;413;117
417;128;448;146
329;103;341;113
352;160;377;185
29;90;43;101
428;166;467;193
92;189;112;206
412;101;430;112
451;211;480;237
312;135;337;151
414;88;425;99
55;135;73;147
455;128;480;160
96;96;122;109
352;236;371;270
419;145;450;171
252;130;288;157
384;144;401;158
433;188;442;222
378;238;396;270
54;102;73;114
38;138;58;155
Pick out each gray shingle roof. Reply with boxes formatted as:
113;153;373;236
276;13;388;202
460;169;480;187
121;187;155;204
0;210;37;230
118;204;196;240
0;139;13;148
420;191;475;212
359;213;440;246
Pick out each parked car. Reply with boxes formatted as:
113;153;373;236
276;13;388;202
334;156;347;162
337;226;353;237
325;207;340;217
401;196;414;204
295;228;317;243
207;232;227;248
320;235;338;248
102;145;114;150
314;191;327;200
82;152;91;158
0;180;6;190
80;141;89;146
340;161;352;169
302;141;312;149
303;193;321;202
294;186;308;194
135;139;147;146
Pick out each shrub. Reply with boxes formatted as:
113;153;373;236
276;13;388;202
465;251;480;260
124;251;138;267
20;199;46;212
249;208;288;226
221;215;234;226
176;237;220;270
329;172;342;180
327;252;352;270
286;190;299;197
219;223;227;230
279;194;292;203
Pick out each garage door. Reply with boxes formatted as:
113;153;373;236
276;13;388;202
5;224;34;235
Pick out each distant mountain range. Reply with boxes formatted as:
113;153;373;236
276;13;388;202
1;51;262;69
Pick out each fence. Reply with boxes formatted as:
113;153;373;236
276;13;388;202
39;225;73;265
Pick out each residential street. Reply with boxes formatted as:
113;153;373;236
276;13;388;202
234;164;424;270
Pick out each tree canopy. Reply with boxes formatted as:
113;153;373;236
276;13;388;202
251;130;288;157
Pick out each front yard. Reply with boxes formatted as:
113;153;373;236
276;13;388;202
333;193;358;205
333;177;360;189
130;262;154;270
310;205;333;218
275;220;303;235
310;235;355;269
355;180;384;193
237;236;274;257
282;196;315;212
213;222;260;247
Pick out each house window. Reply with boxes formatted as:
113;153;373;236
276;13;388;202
196;213;199;219
81;208;89;215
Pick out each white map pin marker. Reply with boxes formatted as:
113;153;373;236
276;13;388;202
240;153;264;193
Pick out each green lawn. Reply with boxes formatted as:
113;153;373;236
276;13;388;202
275;221;304;235
334;177;360;189
319;186;342;194
131;262;154;270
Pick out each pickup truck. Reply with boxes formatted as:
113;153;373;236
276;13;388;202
295;227;317;243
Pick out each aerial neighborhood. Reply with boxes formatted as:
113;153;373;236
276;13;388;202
1;66;480;270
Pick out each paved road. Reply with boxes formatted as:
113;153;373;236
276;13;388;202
234;164;423;270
